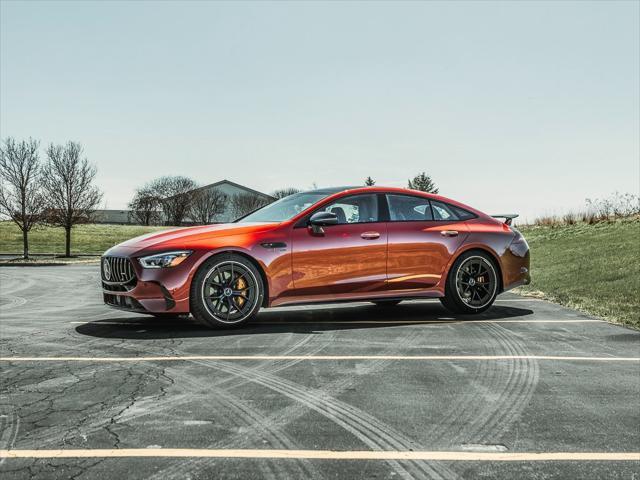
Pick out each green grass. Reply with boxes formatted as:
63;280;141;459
2;219;638;328
0;221;166;255
518;217;640;329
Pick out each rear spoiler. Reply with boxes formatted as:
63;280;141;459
491;214;519;226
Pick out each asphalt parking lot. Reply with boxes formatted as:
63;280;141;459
1;265;639;480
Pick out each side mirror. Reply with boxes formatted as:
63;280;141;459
309;211;339;226
308;211;338;235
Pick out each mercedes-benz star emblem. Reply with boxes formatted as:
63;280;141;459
103;258;111;281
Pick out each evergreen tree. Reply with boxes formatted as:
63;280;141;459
407;172;438;193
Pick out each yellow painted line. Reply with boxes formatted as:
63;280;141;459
1;355;638;362
0;449;638;461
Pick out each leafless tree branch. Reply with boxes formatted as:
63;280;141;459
128;186;162;226
189;187;227;224
42;141;103;256
0;137;45;258
271;187;301;199
231;193;271;219
143;176;197;226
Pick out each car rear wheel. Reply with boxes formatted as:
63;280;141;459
440;251;498;314
371;299;402;307
190;253;264;329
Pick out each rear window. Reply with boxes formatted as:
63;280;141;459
431;200;477;221
451;205;477;220
387;195;477;222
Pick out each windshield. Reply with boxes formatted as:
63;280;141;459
237;192;331;223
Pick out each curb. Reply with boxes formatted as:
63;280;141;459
0;263;70;267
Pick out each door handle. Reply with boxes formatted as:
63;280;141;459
440;230;459;237
361;231;380;240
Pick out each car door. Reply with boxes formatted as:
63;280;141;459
291;193;388;298
385;194;470;291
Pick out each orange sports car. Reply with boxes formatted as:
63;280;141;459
102;186;530;328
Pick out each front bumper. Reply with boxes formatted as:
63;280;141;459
103;280;179;313
101;250;200;314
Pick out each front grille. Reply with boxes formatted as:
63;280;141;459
104;293;145;311
101;256;137;290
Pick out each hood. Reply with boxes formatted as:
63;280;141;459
105;222;279;255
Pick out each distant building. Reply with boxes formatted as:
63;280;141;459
93;209;133;225
93;179;274;225
186;179;274;223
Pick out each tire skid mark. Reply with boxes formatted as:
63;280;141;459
132;328;456;480
0;274;36;296
476;324;539;443
0;411;19;465
451;324;517;444
416;323;495;443
186;355;455;480
148;373;304;480
3;270;99;316
143;332;338;480
143;334;328;480
446;322;539;450
9;333;334;479
397;323;497;480
407;320;538;479
12;334;326;447
0;296;27;311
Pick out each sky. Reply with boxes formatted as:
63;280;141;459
1;0;638;222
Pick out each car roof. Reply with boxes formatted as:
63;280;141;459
304;185;438;197
292;186;491;222
302;186;361;195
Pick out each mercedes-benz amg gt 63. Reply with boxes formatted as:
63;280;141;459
101;187;530;328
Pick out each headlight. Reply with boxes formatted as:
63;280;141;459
138;251;192;269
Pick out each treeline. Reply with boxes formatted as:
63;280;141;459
363;173;439;193
0;137;102;259
129;172;440;226
127;176;277;226
532;192;640;227
0;132;441;261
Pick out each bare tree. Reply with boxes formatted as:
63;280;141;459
146;175;197;226
0;138;45;259
271;187;301;199
43;141;103;257
189;187;227;224
128;186;162;225
231;193;271;219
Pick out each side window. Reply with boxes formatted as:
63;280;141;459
451;205;477;220
387;194;433;221
319;194;378;224
431;200;459;221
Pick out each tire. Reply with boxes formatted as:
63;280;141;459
190;253;264;329
439;251;499;314
371;299;402;307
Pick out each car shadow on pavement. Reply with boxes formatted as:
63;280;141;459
75;302;534;340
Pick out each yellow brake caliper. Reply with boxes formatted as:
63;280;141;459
235;276;247;307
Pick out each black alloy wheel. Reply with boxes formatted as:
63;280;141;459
191;253;264;328
440;251;498;314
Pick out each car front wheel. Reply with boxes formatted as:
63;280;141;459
190;253;264;328
440;251;499;314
